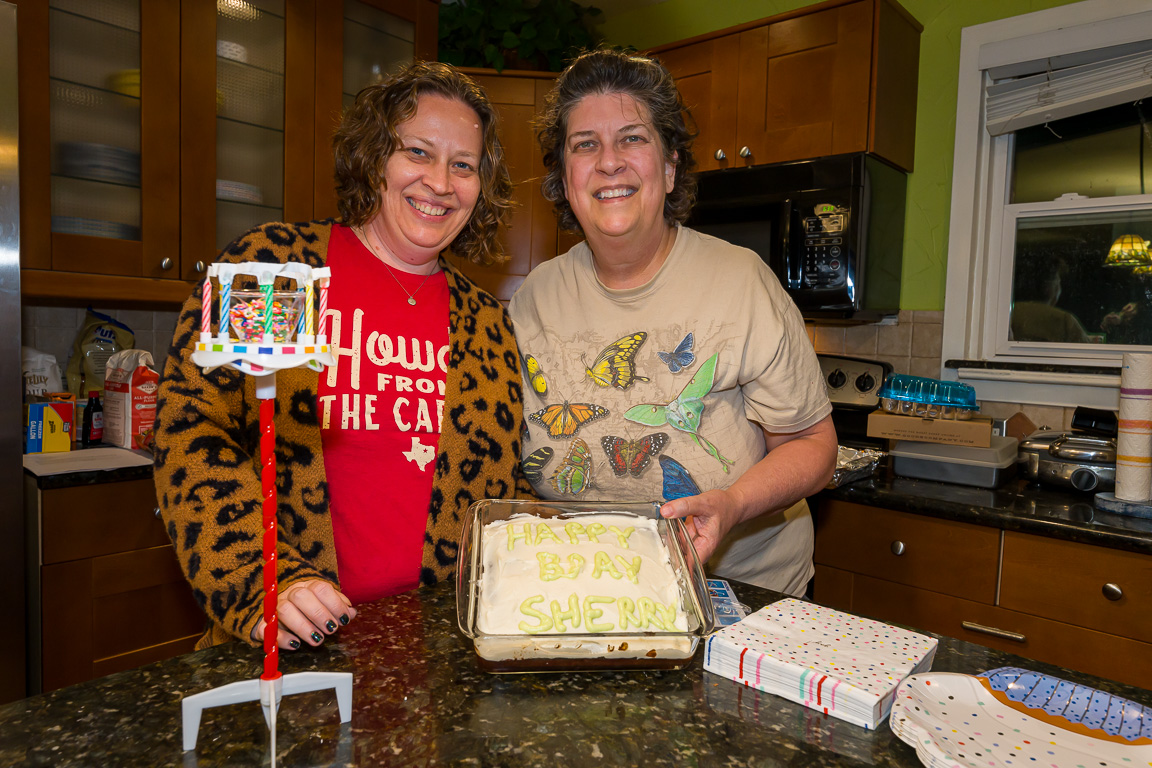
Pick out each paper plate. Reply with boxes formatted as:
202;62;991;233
890;667;1152;768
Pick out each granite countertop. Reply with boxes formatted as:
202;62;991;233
2;579;1149;767
821;472;1152;555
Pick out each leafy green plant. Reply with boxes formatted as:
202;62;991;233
439;0;603;73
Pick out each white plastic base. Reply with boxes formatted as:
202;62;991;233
181;671;353;752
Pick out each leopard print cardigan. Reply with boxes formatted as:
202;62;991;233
153;220;535;648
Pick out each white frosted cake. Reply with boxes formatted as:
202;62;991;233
474;512;692;663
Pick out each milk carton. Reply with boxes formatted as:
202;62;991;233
104;350;159;450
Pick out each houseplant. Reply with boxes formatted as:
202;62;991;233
438;0;603;73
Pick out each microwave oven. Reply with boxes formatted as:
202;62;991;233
686;153;907;321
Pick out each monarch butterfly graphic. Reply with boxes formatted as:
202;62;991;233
601;432;669;478
658;455;701;501
523;354;548;396
551;438;592;495
583;331;650;390
657;332;695;373
528;401;610;439
521;447;555;484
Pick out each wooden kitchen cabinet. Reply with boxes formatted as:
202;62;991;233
25;475;205;693
653;0;921;173
16;0;436;305
445;69;575;302
813;500;1152;689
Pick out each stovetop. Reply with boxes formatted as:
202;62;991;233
817;354;891;409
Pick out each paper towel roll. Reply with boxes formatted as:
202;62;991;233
1117;352;1152;502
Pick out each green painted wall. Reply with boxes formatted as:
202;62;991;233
599;0;1086;310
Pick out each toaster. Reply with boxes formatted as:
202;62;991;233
1018;430;1116;492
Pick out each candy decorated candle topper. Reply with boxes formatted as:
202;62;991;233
183;261;350;763
193;261;334;376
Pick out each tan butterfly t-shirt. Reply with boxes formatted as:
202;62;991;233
508;226;832;596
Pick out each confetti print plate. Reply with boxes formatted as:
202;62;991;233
890;667;1152;768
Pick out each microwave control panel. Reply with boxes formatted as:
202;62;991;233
800;202;849;289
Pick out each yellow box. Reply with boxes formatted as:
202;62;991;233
25;402;74;453
866;410;994;448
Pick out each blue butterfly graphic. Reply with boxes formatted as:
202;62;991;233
659;454;701;501
657;332;695;373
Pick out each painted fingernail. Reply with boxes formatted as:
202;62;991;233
310;631;322;643
288;639;300;650
325;620;337;633
339;614;349;626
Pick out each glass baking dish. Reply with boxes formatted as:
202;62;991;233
456;499;715;673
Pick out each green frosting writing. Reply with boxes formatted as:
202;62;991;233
536;550;642;582
516;593;679;633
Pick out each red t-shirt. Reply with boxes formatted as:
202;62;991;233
319;224;448;604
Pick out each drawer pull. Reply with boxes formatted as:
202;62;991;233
1102;583;1123;601
890;540;906;556
154;507;162;519
962;621;1026;643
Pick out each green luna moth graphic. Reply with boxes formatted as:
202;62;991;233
623;353;735;472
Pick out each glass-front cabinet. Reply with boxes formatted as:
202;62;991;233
19;0;438;303
213;0;286;253
49;0;142;244
21;0;181;288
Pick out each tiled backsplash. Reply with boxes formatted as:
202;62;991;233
807;310;1078;432
21;305;180;379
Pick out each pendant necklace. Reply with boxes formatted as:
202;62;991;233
358;226;436;306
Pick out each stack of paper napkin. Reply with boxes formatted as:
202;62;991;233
704;599;938;729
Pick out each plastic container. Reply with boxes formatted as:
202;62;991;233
456;499;715;673
226;290;303;343
890;436;1017;488
877;374;979;419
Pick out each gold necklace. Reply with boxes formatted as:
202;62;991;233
357;226;437;306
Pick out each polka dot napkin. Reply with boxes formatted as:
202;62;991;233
703;598;939;730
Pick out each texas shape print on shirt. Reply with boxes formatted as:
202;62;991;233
402;436;436;471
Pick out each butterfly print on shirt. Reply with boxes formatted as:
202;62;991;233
528;401;610;439
583;332;650;390
600;432;669;478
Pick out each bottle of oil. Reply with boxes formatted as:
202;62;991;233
82;390;103;447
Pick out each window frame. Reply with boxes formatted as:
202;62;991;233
941;0;1152;410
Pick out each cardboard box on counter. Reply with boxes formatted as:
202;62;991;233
867;410;994;448
25;401;74;453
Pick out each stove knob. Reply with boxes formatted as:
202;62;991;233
855;372;876;393
827;369;847;389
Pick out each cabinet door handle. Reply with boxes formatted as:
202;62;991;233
154;507;162;519
961;621;1026;643
1102;583;1123;601
890;540;906;556
195;260;206;273
738;146;752;158
160;257;173;270
714;149;726;161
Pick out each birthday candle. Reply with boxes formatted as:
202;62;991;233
305;280;314;336
201;278;211;335
318;278;329;338
294;288;306;340
220;280;231;339
262;282;274;339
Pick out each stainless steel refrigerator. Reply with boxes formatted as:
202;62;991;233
0;0;27;704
